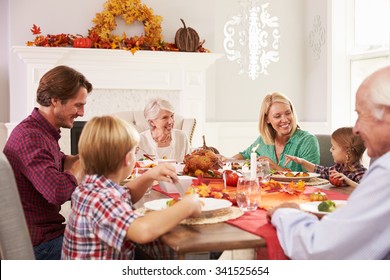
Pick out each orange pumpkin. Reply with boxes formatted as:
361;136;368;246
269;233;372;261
175;18;200;52
310;191;328;201
73;37;92;48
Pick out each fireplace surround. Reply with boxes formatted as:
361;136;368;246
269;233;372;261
11;46;223;153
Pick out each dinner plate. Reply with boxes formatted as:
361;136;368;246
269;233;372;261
270;172;320;182
299;200;347;216
144;198;232;213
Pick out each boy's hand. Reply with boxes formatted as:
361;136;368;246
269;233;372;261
180;194;202;217
147;163;178;183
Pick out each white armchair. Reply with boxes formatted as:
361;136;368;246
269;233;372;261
0;152;35;259
113;111;196;145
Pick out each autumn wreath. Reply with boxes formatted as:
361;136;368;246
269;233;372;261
91;0;162;45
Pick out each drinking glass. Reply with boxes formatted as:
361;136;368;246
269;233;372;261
236;177;261;212
135;168;152;195
257;160;271;184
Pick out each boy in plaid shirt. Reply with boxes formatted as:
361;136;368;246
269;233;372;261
62;115;201;259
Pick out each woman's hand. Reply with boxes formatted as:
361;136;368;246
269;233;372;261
218;153;244;162
257;156;281;171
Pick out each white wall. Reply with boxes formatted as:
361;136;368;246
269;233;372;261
2;0;331;154
1;0;10;123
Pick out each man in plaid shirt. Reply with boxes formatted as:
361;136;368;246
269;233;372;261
3;65;92;259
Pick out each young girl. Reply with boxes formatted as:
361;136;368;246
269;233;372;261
285;127;367;187
61;115;201;259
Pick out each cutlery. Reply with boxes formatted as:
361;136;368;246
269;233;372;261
143;153;155;161
174;180;186;197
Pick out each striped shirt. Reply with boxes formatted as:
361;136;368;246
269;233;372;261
3;108;78;246
62;175;139;259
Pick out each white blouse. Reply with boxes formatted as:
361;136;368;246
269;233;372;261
136;129;190;162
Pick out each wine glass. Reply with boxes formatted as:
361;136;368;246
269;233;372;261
236;177;261;212
257;160;271;184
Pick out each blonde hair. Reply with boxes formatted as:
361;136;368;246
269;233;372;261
259;92;298;145
144;98;174;124
332;127;366;165
78;115;140;176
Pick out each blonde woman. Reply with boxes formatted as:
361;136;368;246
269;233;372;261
231;92;320;171
62;115;201;259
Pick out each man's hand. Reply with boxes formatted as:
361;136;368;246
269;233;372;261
267;202;300;222
64;155;84;183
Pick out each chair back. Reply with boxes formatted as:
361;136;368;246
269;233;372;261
0;152;35;259
315;134;334;167
113;111;196;145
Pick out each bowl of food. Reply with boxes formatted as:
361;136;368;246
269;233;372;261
155;159;177;164
159;175;194;194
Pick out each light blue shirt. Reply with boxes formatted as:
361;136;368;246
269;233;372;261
271;151;390;259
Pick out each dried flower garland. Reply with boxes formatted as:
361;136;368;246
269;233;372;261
26;0;210;53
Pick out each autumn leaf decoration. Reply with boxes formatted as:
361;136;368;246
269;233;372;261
191;175;211;187
27;24;71;47
30;24;41;35
26;0;210;53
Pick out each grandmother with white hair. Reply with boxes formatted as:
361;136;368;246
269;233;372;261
136;98;190;162
268;66;390;259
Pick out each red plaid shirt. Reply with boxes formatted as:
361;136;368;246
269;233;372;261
62;175;139;259
315;162;367;183
3;108;78;246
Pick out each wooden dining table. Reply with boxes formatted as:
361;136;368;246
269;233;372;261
133;180;352;260
134;190;267;260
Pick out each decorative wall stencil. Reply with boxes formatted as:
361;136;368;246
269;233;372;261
223;0;280;80
309;15;326;60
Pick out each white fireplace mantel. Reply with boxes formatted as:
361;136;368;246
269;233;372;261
11;46;224;152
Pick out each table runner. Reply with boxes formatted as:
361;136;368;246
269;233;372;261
227;186;349;259
152;184;349;260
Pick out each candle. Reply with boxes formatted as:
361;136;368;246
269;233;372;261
250;144;259;180
222;162;232;190
223;162;232;171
